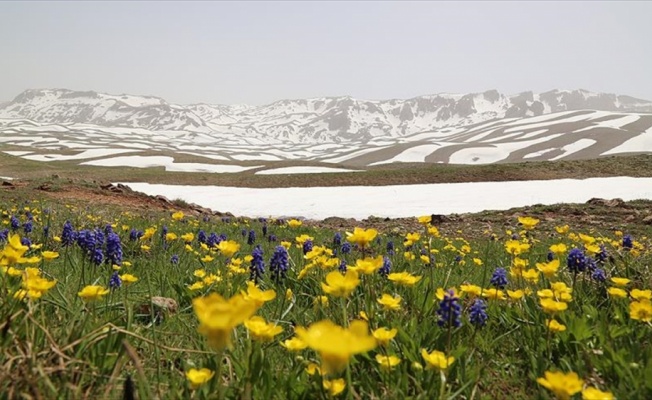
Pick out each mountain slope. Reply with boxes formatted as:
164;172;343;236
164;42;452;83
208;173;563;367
1;88;651;144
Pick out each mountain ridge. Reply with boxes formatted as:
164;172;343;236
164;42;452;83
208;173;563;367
1;88;651;144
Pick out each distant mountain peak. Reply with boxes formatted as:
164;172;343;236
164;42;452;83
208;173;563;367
1;88;651;144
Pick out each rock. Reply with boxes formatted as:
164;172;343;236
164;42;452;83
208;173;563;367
1;181;14;187
135;297;178;325
642;215;652;225
586;198;625;207
155;195;173;205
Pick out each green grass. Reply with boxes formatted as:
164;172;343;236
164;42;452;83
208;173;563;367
2;150;652;188
1;193;651;399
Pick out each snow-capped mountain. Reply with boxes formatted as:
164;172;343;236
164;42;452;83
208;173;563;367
1;88;651;144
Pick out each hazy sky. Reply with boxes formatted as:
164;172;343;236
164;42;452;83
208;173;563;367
1;1;650;105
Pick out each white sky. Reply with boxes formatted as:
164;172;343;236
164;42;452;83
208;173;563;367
121;177;652;219
1;2;651;105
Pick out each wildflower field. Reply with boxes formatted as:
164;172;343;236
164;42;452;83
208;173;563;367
1;192;651;399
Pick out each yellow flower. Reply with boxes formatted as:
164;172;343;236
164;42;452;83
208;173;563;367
460;284;482;297
242;281;276;307
584;244;601;256
188;281;205;291
551;282;573;302
140;227;157;241
52;236;61;243
294;234;314;246
181;232;195;243
504;240;530;256
540;298;568;314
119;274;138;285
185;368;214;389
435;287;458;301
630;289;652;301
549;243;568;255
372;327;397;346
78;285;110;302
521;269;540;284
306;363;322;376
41;251;59;261
285;288;293;301
165;232;178;241
421;349;454;370
377;294;402;311
345;227;378;248
607;287;627;299
350;256;383;275
295;320;377;375
322;270;360;298
420;255;431;264
281;337;307;351
244;316;283;341
482;288;506;301
387;271;422;286
507;290;525;300
192;293;259;350
171;211;185;221
203;274;221;285
375;354;401;371
194;269;207;278
323;378;346;396
140;245;151;252
610;277;630;287
281;241;292;250
404;232;421;247
287;219;303;228
555;225;570;234
403;251;416;261
537;259;560;278
518;216;539;230
417;215;432;225
314;295;329;307
200;255;214;263
582;387;614;400
578;233;595;246
216;240;240;258
629;299;652;322
536;370;583;400
546;319;567;333
473;258;483;266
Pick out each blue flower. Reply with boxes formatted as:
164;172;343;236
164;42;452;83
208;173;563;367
490;268;508;289
106;232;123;266
302;239;313;255
547;251;554;262
591;268;606;282
207;232;221;247
77;230;97;253
247;230;256;245
338;259;347;273
386;241;395;256
10;216;20;231
0;229;8;243
21;237;31;248
341;242;352;255
379;256;391;277
92;248;104;266
109;271;122;289
249;245;265;283
129;228;143;242
469;299;488;327
198;230;207;244
268;234;277;242
61;221;77;247
567;248;587;273
171;254;179;265
596;244;609;263
262;224;268;237
23;221;33;235
622;235;633;251
269;245;289;282
333;232;342;246
437;290;462;328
